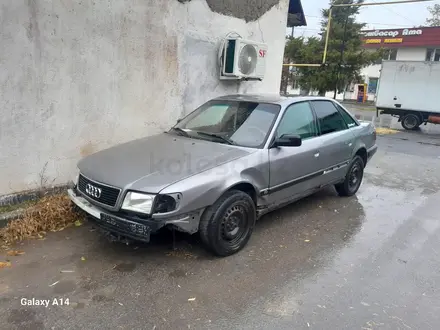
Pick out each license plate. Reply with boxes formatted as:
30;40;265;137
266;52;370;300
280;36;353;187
100;214;150;236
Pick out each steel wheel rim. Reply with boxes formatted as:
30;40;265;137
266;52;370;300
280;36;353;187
220;204;249;246
404;116;417;129
348;162;362;191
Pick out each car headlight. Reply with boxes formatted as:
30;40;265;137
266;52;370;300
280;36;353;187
122;192;155;214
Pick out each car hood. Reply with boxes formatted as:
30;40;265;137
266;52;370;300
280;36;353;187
78;133;253;193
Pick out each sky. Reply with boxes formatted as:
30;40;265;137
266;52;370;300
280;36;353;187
289;0;440;38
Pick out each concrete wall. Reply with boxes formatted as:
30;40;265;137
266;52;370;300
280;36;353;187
0;0;289;196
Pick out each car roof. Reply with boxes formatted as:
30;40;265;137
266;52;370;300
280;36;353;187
212;94;288;103
212;94;339;107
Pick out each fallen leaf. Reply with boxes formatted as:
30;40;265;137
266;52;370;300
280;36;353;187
6;250;25;256
188;297;196;301
0;261;12;268
74;220;83;227
81;257;86;261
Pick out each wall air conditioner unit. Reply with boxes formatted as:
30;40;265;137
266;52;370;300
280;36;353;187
219;37;268;81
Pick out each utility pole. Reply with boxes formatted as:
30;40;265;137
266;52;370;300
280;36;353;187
333;10;349;99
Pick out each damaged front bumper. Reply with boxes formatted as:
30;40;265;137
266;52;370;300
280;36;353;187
67;189;203;243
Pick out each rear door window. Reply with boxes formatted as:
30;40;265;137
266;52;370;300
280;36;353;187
311;101;348;135
335;103;358;128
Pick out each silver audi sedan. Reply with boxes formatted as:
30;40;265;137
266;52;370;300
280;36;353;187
68;94;377;256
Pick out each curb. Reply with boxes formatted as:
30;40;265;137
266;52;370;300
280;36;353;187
0;185;68;207
0;209;26;228
0;185;69;228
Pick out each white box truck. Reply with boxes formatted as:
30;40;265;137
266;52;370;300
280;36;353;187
376;60;440;130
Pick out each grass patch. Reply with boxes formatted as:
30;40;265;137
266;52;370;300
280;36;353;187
0;194;85;247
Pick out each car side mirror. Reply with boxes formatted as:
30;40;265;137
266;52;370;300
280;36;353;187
272;134;302;148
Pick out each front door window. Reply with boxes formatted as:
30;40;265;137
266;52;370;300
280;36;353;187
276;102;318;140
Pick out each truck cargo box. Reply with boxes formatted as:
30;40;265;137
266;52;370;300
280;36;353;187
376;61;440;114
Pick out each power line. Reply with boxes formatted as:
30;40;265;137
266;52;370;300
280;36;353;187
368;0;420;25
304;14;416;27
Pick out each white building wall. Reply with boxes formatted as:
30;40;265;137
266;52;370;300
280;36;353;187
396;47;427;61
0;0;289;195
361;64;382;80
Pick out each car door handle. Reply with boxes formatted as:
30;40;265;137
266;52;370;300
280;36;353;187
314;152;320;158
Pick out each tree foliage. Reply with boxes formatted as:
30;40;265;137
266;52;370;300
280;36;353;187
283;0;383;96
426;4;440;27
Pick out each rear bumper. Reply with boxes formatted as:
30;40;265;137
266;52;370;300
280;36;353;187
68;188;164;242
367;144;378;162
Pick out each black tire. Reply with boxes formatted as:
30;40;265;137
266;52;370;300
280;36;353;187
199;190;256;257
335;156;365;197
401;114;421;130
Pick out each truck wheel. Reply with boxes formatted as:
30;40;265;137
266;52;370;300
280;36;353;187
335;156;364;197
199;190;256;257
401;114;421;130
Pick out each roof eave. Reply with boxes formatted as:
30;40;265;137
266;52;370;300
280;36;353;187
287;0;307;27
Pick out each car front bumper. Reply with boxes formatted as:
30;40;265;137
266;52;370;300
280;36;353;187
67;188;203;242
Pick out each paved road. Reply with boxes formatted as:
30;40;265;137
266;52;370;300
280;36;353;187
1;133;440;330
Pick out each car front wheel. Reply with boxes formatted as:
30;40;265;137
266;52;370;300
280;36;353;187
335;155;365;197
199;190;256;257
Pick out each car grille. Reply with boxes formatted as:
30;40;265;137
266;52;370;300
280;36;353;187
77;174;121;207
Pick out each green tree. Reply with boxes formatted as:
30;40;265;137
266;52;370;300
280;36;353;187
283;0;382;97
426;4;440;27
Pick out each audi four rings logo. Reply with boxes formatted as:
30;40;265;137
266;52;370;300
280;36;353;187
85;184;102;198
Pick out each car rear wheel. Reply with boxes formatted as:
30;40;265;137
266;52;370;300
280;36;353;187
199;190;256;257
335;155;364;197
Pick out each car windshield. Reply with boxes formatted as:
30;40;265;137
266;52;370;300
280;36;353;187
172;100;281;148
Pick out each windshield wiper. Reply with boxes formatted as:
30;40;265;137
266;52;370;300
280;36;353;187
195;131;235;145
169;127;190;137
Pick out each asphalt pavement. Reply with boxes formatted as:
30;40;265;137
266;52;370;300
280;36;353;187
1;132;440;330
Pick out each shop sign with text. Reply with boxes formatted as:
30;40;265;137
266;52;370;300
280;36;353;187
361;27;440;48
